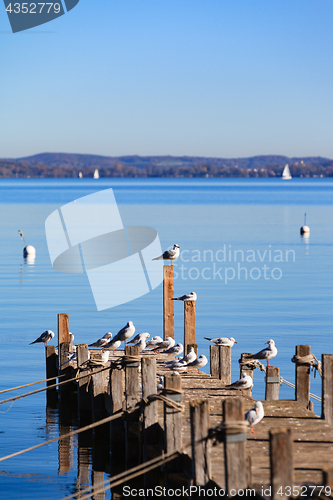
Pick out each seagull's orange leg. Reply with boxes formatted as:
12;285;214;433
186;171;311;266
250;425;257;434
267;359;270;367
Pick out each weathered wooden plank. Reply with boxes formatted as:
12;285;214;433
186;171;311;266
210;345;219;378
190;399;211;486
109;366;123;414
184;300;195;350
265;366;280;401
125;345;140;411
163;265;174;340
219;345;231;385
223;398;247;492
142;357;157;429
164;373;182;455
45;345;58;405
58;313;69;353
91;368;107;423
322;354;333;425
270;428;293;500
76;344;91;415
295;345;311;407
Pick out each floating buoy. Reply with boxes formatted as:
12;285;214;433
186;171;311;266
23;245;36;257
300;213;310;235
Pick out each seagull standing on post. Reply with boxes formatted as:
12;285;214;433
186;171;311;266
29;330;54;347
172;292;197;301
248;339;277;367
152;244;180;265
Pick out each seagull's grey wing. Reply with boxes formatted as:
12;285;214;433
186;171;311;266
163;248;176;259
245;409;256;424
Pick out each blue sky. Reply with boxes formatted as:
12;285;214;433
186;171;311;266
1;0;333;159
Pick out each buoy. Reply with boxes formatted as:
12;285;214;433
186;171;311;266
23;245;36;257
300;213;310;235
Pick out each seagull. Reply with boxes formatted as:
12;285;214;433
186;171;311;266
180;347;197;364
88;332;112;348
167;360;188;372
30;330;54;347
103;339;121;355
204;337;237;346
172;292;197;301
249;339;277;367
152;337;175;353
152;244;180;264
226;373;253;396
135;338;147;352
101;350;110;363
128;332;150;345
163;343;183;356
245;401;264;434
187;354;208;372
112;321;135;346
146;336;163;348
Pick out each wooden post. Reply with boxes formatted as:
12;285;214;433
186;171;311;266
141;357;158;434
91;368;107;423
163;265;174;340
77;344;92;418
295;345;311;407
210;345;231;384
58;313;69;359
45;345;58;406
223;398;247;492
190;400;211;486
164;373;182;455
109;365;123;415
125;346;140;411
265;366;280;401
239;353;254;398
109;365;125;473
184;301;195;352
322;354;333;425
270;428;293;500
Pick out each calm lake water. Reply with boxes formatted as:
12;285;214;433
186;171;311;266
0;178;332;499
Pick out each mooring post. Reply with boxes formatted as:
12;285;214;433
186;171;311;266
184;300;195;353
270;428;293;500
141;358;158;443
124;345;141;467
164;373;182;455
295;345;311;407
164;265;174;340
223;398;247;492
265;366;280;401
91;368;108;424
76;344;92;419
322;354;333;425
58;313;69;361
109;364;125;478
239;353;254;398
125;345;140;411
45;345;58;406
190;399;211;486
210;345;231;384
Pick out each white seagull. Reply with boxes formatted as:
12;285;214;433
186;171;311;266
204;337;237;346
146;336;163;348
167;360;188;372
135;338;147;352
180;347;197;364
30;330;54;347
88;332;112;348
163;343;183;356
188;354;208;372
128;332;150;345
103;339;121;355
152;244;180;264
172;292;197;301
249;339;277;367
227;373;253;396
152;337;175;353
245;401;264;434
112;321;135;346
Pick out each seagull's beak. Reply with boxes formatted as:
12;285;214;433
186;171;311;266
234;341;237;344
264;342;268;345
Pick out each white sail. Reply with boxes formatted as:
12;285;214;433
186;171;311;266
282;164;292;180
93;169;99;179
78;171;83;178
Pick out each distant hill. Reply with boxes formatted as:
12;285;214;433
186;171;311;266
0;153;332;178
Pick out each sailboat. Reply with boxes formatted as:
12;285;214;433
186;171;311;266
93;169;99;179
282;164;292;180
78;171;83;178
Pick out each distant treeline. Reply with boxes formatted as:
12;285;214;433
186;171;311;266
1;159;333;178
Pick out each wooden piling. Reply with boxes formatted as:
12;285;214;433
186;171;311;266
210;345;231;384
223;398;247;492
109;365;123;415
265;366;280;401
91;368;108;423
45;345;58;406
322;354;333;425
163;265;174;340
77;344;92;417
295;345;311;407
190;400;211;486
270;428;293;500
58;313;69;358
141;357;158;437
164;373;182;455
125;345;140;411
184;300;195;352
